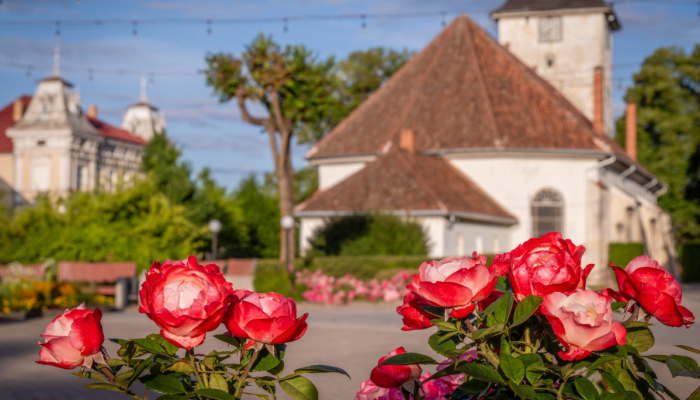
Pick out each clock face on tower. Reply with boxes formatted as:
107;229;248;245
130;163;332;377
539;16;563;42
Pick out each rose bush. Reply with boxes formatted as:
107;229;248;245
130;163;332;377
509;232;593;301
407;254;497;318
138;256;232;349
223;290;308;350
37;303;105;369
396;291;435;331
541;289;627;360
606;255;695;328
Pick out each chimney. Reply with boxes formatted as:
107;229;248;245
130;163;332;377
593;66;604;134
625;98;637;161
12;99;24;122
87;104;98;119
399;128;415;153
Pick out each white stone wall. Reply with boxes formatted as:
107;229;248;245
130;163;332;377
444;221;510;257
497;12;614;136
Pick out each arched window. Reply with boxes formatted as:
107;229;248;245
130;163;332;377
532;189;564;237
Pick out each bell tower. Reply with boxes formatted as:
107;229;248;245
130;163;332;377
491;0;620;137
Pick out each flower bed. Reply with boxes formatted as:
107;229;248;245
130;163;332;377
296;269;410;304
0;279;113;316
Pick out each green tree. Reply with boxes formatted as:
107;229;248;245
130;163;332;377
140;132;196;205
616;45;700;242
234;174;280;258
205;34;339;260
334;47;413;117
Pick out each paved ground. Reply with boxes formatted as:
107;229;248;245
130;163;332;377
2;288;700;399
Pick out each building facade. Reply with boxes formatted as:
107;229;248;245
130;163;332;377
295;6;677;286
0;74;165;207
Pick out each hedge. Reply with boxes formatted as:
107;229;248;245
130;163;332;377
680;243;700;283
608;243;645;269
253;254;497;296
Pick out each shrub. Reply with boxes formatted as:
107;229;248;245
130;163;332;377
680;243;700;282
308;214;428;256
608;242;645;269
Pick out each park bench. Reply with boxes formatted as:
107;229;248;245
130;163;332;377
223;258;256;292
57;261;137;309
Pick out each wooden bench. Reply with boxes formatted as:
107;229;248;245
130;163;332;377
223;258;256;292
58;261;138;309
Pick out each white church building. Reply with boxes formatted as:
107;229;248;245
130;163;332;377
0;69;165;207
295;1;678;286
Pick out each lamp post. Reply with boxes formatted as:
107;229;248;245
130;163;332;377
208;219;222;261
280;215;295;284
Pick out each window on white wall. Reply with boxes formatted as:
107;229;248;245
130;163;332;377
475;235;483;254
532;189;564;237
456;233;464;256
32;158;50;192
492;236;500;254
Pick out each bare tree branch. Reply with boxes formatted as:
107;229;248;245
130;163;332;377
236;86;268;126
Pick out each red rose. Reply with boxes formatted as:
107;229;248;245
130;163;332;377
396;292;435;331
139;256;233;349
37;303;105;369
509;232;593;301
224;290;308;350
606;256;694;328
407;254;497;318
489;252;511;277
370;347;422;389
542;289;627;361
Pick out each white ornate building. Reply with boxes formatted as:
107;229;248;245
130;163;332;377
0;73;166;207
295;3;678;286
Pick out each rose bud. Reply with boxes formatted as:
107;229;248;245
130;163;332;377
370;347;422;389
407;253;497;318
139;256;233;349
224;290;308;350
605;256;694;328
509;232;593;302
489;252;511;277
37;303;105;369
396;292;435;331
541;289;627;361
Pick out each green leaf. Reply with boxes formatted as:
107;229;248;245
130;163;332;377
500;354;525;383
494;290;514;323
535;392;556;400
655;382;681;400
255;377;277;397
380;352;437;366
249;349;283;372
625;327;654;353
195;388;237;400
117;341;136;362
133;338;166;354
214;334;242;347
83;383;125;393
147;333;179;355
141;374;186;394
616;370;639;395
167;360;193;374
688;385;700;400
574;377;600;400
294;365;351;379
434;320;458;332
518;353;544;384
621;321;651;328
495;276;508;292
508;381;535;399
106;358;126;367
109;338;128;345
155;395;189;400
279;375;318;400
589;356;617;370
429;331;457;356
458;363;504;384
453;380;489;396
676;345;700;356
208;373;229;392
666;357;700;377
670;354;699;370
611;302;627;311
115;355;153;389
472;322;504;340
600;371;625;394
512;296;543;327
72;371;108;383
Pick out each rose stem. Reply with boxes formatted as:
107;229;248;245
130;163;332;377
188;348;207;389
235;349;259;398
523;326;532;353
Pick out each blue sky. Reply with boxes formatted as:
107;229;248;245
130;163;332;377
0;0;697;190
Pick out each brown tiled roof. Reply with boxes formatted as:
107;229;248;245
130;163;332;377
307;14;624;161
295;148;516;223
0;96;31;153
492;0;609;13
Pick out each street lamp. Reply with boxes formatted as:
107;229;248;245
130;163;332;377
208;219;222;260
280;215;295;283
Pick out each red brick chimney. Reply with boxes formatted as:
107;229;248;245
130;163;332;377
593;66;604;134
399;128;415;153
12;99;24;122
625;98;637;161
87;104;98;119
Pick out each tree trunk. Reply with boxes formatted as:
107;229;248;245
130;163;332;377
278;164;295;262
